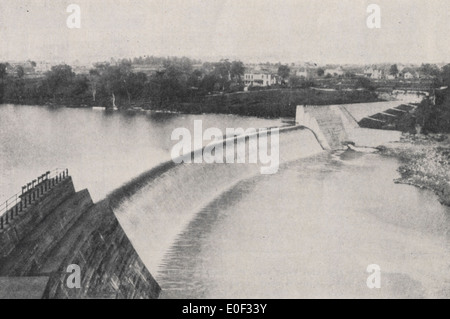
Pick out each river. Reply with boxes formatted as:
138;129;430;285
1;103;450;299
0;104;281;203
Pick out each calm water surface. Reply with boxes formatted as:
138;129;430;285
0;104;281;202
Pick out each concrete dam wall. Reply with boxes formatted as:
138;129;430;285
296;104;402;149
0;172;160;299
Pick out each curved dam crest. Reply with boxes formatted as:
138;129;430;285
112;127;324;278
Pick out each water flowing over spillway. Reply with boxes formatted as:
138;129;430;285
155;152;450;299
113;128;324;278
3;103;450;299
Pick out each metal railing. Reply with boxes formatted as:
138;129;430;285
0;168;69;231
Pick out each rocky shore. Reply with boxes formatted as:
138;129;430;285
379;133;450;206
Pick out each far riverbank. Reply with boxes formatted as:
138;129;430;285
4;88;381;119
379;133;450;206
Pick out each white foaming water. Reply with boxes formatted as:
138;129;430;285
157;152;450;299
113;129;324;277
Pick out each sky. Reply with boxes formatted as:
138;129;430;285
0;0;449;65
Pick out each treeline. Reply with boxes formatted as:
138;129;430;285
0;58;247;109
386;64;450;134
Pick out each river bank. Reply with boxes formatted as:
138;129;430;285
3;88;381;119
379;133;450;206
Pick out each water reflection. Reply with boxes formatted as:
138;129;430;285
0;104;281;202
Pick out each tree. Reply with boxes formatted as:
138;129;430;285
16;66;25;79
317;68;325;77
0;63;7;101
278;65;290;81
289;75;302;88
213;59;232;91
230;61;245;83
98;61;133;108
389;64;399;77
420;64;440;78
355;77;375;91
0;63;7;82
44;64;76;100
88;68;101;102
441;64;450;86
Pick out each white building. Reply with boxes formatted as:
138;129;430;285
34;62;52;73
404;72;415;79
324;67;344;77
371;69;384;79
244;72;279;87
364;67;384;79
295;69;309;78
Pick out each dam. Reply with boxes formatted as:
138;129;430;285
3;99;449;299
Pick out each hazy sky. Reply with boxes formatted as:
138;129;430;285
0;0;449;64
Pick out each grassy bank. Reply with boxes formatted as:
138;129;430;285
163;89;380;118
380;133;450;206
4;88;380;119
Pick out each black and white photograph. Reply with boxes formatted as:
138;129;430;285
0;0;450;302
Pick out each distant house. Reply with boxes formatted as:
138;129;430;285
35;62;52;74
244;71;279;87
295;68;309;78
324;67;344;77
364;67;374;78
403;72;416;79
364;67;384;79
371;69;384;79
6;61;35;77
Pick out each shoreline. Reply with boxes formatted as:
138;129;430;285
1;88;382;119
379;133;450;207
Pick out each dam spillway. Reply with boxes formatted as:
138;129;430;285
0;101;410;298
0;124;324;298
113;127;324;278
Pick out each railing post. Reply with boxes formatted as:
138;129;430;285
0;216;3;230
10;208;14;221
5;212;8;225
